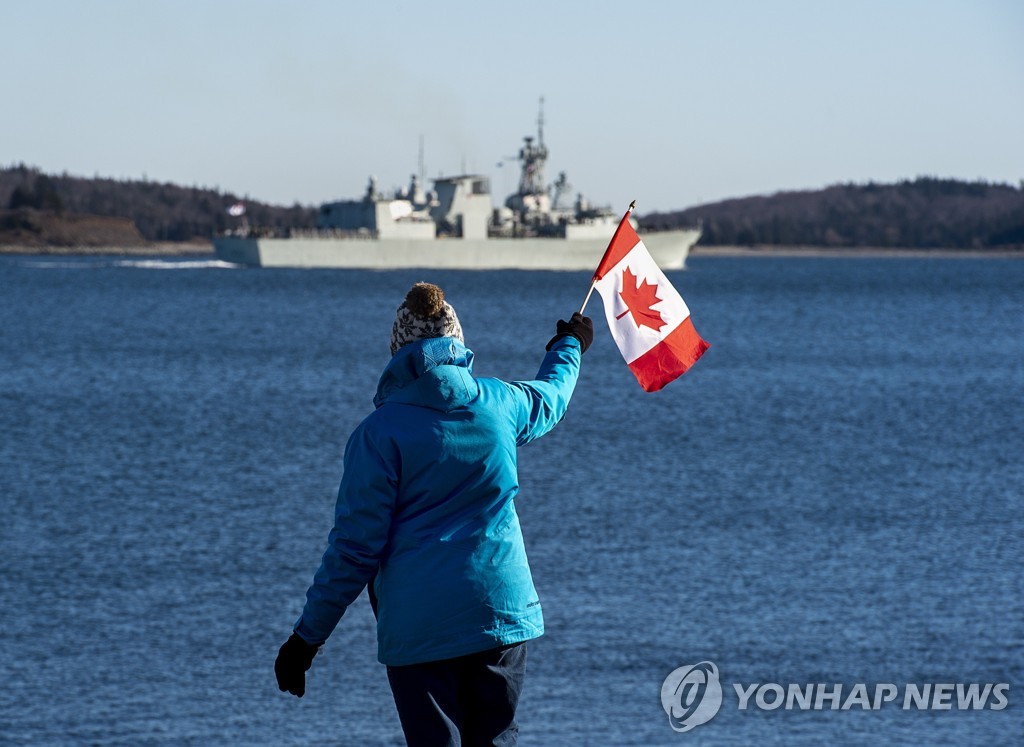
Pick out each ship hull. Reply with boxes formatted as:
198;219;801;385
213;229;699;270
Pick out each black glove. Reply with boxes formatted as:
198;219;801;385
546;312;594;354
275;632;319;697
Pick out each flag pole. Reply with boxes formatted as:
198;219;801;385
578;200;636;314
577;283;598;315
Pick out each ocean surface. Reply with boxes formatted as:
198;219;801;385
1;255;1021;746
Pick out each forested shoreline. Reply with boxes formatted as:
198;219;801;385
1;165;1021;250
0;165;316;247
645;178;1024;250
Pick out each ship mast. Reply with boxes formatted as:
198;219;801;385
537;95;544;151
418;133;425;186
515;97;548;198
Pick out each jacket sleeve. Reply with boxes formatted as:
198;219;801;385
506;335;582;446
294;421;397;646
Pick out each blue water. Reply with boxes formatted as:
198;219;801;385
1;255;1021;745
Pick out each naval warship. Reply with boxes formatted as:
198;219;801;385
213;103;701;270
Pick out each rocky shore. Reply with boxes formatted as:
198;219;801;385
4;242;1019;259
690;245;1023;258
0;241;213;256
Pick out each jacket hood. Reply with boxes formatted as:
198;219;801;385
373;337;478;412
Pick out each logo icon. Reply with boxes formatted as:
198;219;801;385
661;661;723;732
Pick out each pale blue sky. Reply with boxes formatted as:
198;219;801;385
3;0;1022;212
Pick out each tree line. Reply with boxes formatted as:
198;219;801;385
3;165;1022;248
0;164;317;242
643;177;1024;249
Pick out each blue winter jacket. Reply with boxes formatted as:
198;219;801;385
295;335;581;666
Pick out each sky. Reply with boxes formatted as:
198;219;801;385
3;0;1022;213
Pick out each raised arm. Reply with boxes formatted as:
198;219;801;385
506;313;593;446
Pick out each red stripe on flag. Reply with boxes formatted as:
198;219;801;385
593;213;641;281
627;317;710;392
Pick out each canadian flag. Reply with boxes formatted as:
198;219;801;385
592;212;709;392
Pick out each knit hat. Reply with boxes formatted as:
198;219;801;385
390;282;464;355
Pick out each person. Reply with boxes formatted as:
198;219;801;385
275;282;593;746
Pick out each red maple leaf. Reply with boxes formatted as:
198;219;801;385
617;267;666;332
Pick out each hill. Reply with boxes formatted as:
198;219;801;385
0;164;317;247
642;178;1024;250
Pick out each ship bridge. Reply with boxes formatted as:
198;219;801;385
431;175;492;239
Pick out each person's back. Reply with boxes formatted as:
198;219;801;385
275;283;593;745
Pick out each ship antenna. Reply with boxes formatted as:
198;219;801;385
537;96;545;148
418;134;425;185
